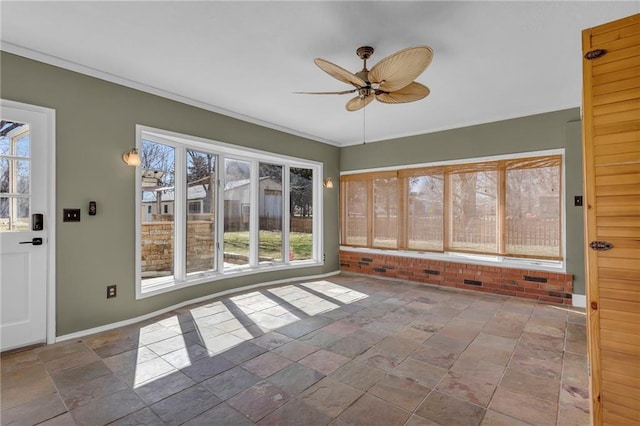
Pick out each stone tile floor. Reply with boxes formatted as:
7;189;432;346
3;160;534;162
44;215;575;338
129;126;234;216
1;274;589;425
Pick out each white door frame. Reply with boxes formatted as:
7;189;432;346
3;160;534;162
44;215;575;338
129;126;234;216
1;99;56;346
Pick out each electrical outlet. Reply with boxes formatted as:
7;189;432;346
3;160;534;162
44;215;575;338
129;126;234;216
106;285;117;299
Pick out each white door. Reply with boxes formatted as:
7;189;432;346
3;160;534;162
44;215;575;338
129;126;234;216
0;100;54;352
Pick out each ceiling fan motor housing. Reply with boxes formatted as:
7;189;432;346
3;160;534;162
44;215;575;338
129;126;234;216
355;47;374;98
356;69;370;83
356;46;374;60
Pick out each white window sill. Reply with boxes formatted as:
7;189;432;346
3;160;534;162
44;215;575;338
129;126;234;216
138;260;323;299
340;246;564;273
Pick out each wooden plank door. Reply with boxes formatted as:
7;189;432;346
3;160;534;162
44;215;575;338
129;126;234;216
582;13;640;426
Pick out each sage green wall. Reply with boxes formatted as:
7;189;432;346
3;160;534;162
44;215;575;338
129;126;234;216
341;109;586;296
565;120;585;298
1;51;586;338
1;52;340;336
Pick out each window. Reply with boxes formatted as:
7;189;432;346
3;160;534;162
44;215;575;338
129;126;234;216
373;174;397;249
342;177;368;246
505;157;561;258
259;163;283;264
403;168;444;251
224;158;251;270
449;164;498;254
0;123;30;231
188;201;202;214
140;139;175;283
186;149;216;275
290;167;314;261
136;127;323;297
341;153;563;262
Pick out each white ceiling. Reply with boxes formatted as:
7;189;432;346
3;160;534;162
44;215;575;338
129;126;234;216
1;1;638;146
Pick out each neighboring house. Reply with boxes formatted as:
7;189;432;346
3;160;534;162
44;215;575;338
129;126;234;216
141;176;283;223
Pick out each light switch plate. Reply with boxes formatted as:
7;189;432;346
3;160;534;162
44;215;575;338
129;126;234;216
63;208;81;222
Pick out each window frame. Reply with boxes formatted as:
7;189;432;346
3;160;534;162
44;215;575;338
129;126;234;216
135;125;324;299
0;126;31;231
188;200;203;214
401;167;445;252
258;162;285;265
340;149;565;271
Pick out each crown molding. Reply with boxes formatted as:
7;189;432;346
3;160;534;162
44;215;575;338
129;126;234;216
1;42;341;147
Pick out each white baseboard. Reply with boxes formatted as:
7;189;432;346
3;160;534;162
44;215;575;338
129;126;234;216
572;294;586;308
56;270;341;343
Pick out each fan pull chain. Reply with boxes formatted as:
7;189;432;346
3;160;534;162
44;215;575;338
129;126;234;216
362;105;366;144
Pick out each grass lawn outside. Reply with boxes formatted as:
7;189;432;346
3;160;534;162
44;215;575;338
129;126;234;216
224;230;313;260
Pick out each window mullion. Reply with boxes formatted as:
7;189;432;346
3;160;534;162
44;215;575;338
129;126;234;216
314;167;322;262
558;160;564;260
366;178;373;247
212;155;219;272
216;155;226;272
339;176;345;246
498;163;506;255
250;160;260;267
398;175;408;250
443;171;451;252
283;165;291;264
134;134;142;298
174;146;186;282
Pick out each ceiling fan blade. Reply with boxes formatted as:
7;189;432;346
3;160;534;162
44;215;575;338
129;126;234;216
369;46;433;92
346;94;374;112
294;89;357;95
376;82;430;104
314;58;367;88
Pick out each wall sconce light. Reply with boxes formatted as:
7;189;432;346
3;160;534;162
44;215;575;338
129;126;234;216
122;148;141;166
323;178;334;189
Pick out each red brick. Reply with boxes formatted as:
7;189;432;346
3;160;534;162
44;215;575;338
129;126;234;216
517;292;540;301
338;251;575;305
540;296;564;305
546;284;568;292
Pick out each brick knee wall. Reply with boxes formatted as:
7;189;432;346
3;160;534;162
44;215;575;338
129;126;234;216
339;250;573;305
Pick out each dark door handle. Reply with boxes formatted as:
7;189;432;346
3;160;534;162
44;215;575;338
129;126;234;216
20;238;43;246
589;241;613;251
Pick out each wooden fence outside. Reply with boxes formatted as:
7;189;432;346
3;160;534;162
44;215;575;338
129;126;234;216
346;215;560;252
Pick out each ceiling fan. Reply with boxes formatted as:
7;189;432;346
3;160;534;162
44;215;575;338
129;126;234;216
298;45;433;111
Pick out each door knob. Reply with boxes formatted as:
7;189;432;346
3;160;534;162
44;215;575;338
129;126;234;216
19;238;43;246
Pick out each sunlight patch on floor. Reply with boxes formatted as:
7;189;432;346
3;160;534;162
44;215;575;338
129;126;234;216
128;280;370;387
